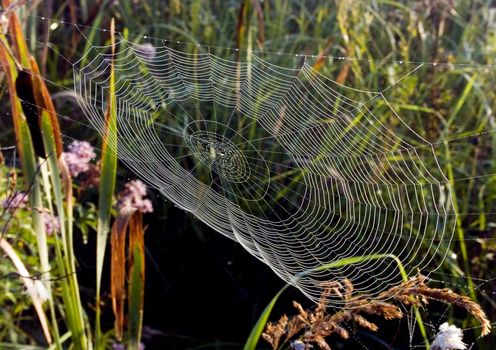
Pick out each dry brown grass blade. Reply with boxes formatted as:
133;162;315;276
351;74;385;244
110;207;146;345
128;209;144;280
30;57;63;157
236;0;249;56
2;0;31;68
312;37;334;72
251;0;265;50
110;208;136;341
0;36;24;160
311;39;351;85
335;63;351;85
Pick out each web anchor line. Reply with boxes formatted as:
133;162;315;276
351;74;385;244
24;12;496;68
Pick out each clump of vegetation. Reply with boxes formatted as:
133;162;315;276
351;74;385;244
263;275;490;350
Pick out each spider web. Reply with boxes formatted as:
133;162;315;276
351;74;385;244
1;16;496;347
73;36;459;307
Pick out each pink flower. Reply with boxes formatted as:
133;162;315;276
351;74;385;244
62;140;96;177
117;180;153;213
41;212;59;235
2;191;28;210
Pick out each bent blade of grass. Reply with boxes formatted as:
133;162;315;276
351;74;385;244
0;238;51;344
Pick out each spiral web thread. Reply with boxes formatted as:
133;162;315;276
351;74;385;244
70;36;463;307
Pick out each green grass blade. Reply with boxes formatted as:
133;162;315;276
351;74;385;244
128;245;145;349
447;73;477;128
243;285;290;350
95;18;118;349
127;210;145;349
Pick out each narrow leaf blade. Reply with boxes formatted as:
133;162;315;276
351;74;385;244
128;210;145;349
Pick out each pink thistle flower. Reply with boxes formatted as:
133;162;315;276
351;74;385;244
117;180;153;214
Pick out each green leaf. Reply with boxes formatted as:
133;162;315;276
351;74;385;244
243;285;289;350
95;18;118;349
447;73;477;127
128;210;145;349
128;245;145;349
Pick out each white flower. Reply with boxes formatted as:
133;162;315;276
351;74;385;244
431;323;466;350
25;280;50;303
